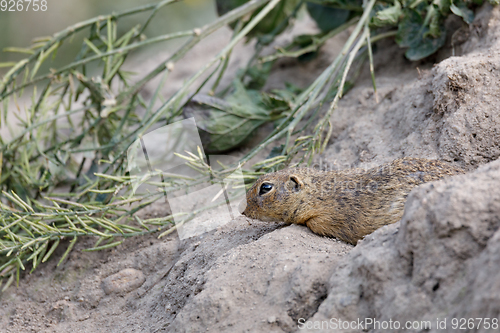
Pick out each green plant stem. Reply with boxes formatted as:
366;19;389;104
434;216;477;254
9;30;195;97
260;17;359;63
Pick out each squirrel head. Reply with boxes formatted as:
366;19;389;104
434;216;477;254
239;168;309;224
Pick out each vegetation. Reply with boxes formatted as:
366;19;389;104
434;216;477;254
0;0;495;290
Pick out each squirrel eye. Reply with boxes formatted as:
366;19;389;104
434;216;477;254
259;183;273;195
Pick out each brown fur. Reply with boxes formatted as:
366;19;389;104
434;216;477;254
240;158;463;245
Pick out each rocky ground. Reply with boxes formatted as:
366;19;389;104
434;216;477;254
1;3;499;333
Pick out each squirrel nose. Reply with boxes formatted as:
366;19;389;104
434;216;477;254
238;198;247;215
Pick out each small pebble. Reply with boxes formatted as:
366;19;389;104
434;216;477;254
102;268;146;295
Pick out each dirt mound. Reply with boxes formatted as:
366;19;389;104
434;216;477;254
308;158;500;332
323;5;500;170
1;4;500;333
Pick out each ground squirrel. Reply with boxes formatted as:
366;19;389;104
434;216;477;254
239;158;463;245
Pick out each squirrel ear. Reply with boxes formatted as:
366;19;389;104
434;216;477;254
288;175;303;192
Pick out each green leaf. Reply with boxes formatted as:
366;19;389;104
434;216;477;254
82;240;123;252
0;59;28;92
396;8;446;60
267;145;285;159
450;2;474;24
433;0;451;15
306;2;351;32
216;0;301;38
405;26;446;60
0;62;17;68
240;61;272;90
216;0;249;17
262;82;303;110
396;9;424;48
2;47;35;55
427;12;442;38
371;1;402;27
184;80;285;153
